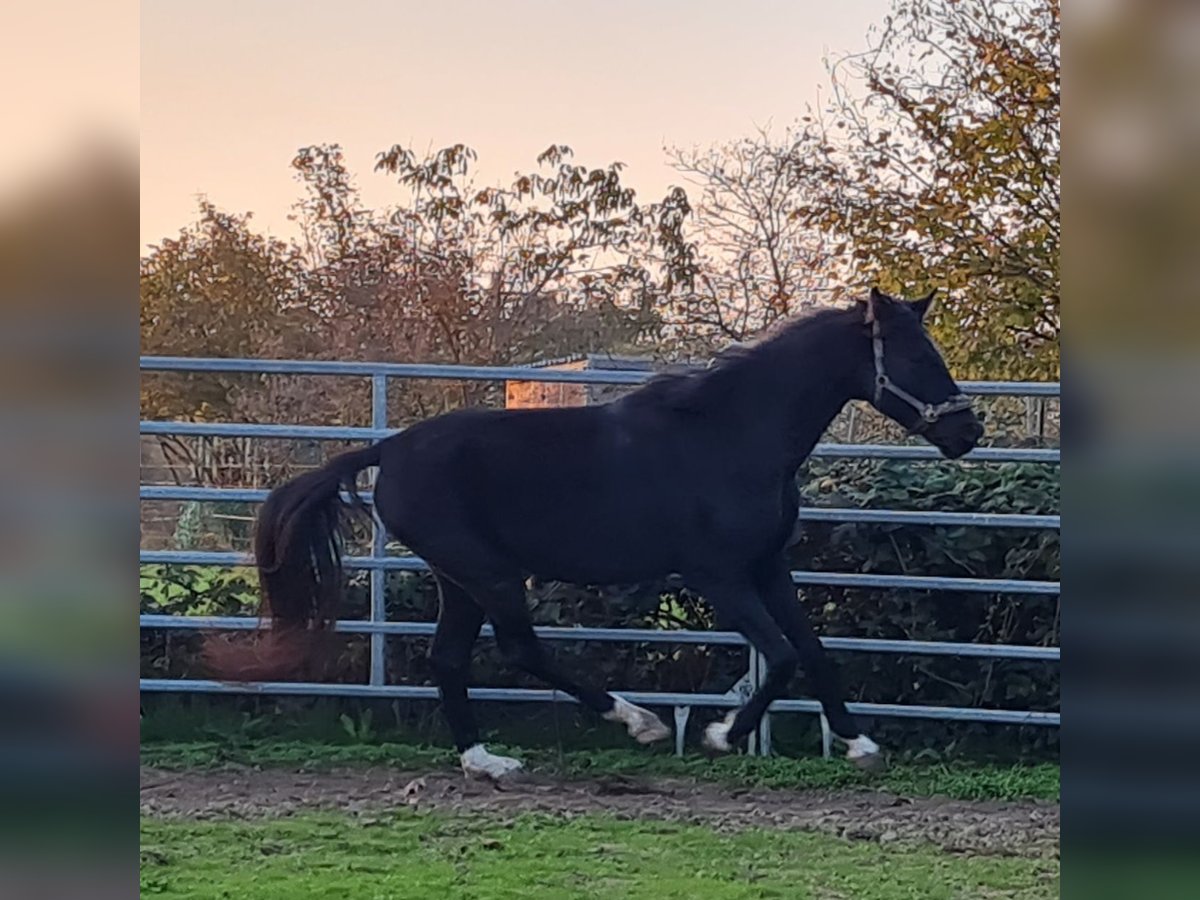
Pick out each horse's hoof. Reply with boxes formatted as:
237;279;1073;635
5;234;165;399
604;696;672;745
460;744;524;781
850;750;887;773
702;711;738;754
843;735;885;772
634;717;673;744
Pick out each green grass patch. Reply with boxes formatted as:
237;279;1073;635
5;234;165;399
141;739;1059;803
141;810;1058;899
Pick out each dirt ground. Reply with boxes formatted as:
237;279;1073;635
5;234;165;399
141;765;1059;859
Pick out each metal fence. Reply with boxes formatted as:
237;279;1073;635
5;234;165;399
139;355;1061;756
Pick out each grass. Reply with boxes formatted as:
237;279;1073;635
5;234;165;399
141;738;1059;803
141;810;1058;899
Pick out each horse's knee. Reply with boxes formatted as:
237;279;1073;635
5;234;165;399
766;648;799;687
428;644;470;682
496;632;542;672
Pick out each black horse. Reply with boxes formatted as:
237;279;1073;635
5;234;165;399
220;287;983;778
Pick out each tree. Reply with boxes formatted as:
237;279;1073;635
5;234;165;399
140;201;316;423
792;0;1060;379
140;203;332;488
140;142;688;449
370;142;678;366
661;127;838;351
290;142;684;419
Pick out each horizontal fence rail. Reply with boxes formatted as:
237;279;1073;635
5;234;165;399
138;615;1060;661
138;680;1058;727
138;420;1059;463
139;355;1061;751
140;549;1059;595
140;354;1062;396
139;485;1060;529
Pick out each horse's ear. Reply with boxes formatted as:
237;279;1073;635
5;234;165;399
912;289;936;321
864;287;887;324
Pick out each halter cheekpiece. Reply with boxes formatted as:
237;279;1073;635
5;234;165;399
870;317;972;434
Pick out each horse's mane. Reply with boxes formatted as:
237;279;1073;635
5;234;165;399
625;305;859;413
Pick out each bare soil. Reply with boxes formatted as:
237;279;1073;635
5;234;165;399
141;765;1059;859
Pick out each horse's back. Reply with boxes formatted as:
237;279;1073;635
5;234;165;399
374;402;694;581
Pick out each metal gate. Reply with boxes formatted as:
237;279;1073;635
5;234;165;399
139;356;1060;755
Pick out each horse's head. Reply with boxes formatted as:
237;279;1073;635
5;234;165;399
855;287;984;459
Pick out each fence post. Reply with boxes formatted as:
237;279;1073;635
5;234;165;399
673;706;690;757
746;649;760;756
369;374;388;687
756;650;772;756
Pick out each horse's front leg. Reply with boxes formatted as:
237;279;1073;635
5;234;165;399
755;559;883;771
689;578;800;753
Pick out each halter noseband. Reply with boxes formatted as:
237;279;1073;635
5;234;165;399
870;317;972;434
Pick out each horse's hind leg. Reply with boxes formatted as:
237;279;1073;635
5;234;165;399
428;576;522;780
476;579;671;745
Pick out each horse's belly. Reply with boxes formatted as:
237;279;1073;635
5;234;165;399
505;511;678;584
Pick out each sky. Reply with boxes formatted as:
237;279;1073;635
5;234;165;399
141;0;892;250
1;4;138;201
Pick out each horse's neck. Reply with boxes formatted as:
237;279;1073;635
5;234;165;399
779;383;852;470
736;329;861;472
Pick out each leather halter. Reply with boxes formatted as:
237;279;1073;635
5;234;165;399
870;317;972;434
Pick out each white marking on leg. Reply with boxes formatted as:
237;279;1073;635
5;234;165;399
460;744;523;780
833;733;882;767
702;710;738;753
603;696;672;745
842;734;879;759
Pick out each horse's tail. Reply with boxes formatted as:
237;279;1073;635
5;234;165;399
205;443;382;681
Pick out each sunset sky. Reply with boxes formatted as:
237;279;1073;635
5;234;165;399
141;0;892;250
